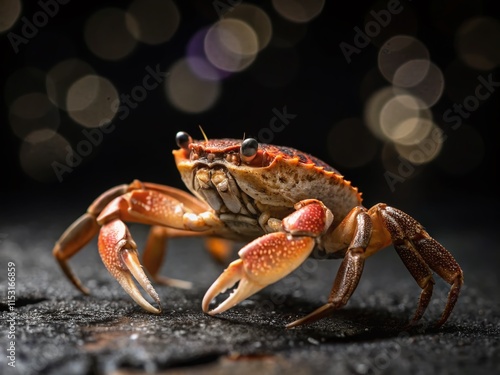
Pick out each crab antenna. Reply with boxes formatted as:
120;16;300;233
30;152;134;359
198;125;208;143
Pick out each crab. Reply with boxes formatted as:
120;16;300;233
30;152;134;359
53;131;463;328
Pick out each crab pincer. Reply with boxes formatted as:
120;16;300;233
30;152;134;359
98;218;162;313
202;200;333;316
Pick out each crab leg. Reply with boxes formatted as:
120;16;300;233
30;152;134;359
374;204;464;327
287;208;372;328
53;180;222;312
202;199;333;315
289;203;463;328
53;184;130;294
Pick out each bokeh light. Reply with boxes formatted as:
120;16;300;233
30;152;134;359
455;16;500;70
272;0;325;23
19;130;71;183
66;75;119;128
46;58;96;110
186;27;229;81
364;86;397;141
9;93;60;139
125;0;180;45
378;35;429;84
394;123;443;165
204;19;259;73
393;61;445;108
166;58;220;113
0;0;21;32
379;94;433;145
84;7;137;60
226;4;272;51
327;118;378;168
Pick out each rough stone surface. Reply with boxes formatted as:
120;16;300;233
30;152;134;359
1;203;499;375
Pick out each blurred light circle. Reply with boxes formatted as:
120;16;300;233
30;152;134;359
392;59;430;88
393;61;444;108
126;0;180;45
364;86;395;141
4;67;47;106
455;16;500;70
84;8;137;60
0;0;21;32
186;56;221;82
395;124;443;165
67;75;119;128
378;35;429;84
226;4;272;51
186;28;229;81
393;117;435;146
20;130;71;183
166;58;220;113
379;94;433;144
46;58;96;110
9;93;60;139
204;19;259;72
272;0;325;23
327;118;378;168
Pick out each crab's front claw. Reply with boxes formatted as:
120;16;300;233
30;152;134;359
98;219;161;314
202;232;316;315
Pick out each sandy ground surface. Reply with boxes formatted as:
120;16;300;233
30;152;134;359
0;200;499;375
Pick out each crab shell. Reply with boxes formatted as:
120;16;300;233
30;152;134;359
173;138;362;228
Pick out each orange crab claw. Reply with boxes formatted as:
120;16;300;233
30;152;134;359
98;219;161;313
202;232;316;315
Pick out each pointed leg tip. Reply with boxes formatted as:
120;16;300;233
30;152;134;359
80;286;91;296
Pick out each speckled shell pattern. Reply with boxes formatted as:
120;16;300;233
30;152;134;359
173;138;363;228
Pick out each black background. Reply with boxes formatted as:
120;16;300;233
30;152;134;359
1;0;498;218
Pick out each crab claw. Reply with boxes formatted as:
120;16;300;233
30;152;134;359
202;232;316;315
98;219;161;314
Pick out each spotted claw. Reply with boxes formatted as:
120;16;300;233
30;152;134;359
98;219;162;313
202;200;333;316
202;232;316;315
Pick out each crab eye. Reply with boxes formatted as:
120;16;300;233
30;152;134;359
176;131;192;149
240;138;258;163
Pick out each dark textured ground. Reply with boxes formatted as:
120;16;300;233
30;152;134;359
0;197;499;375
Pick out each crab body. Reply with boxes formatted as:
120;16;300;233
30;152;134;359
175;139;360;241
53;132;463;328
